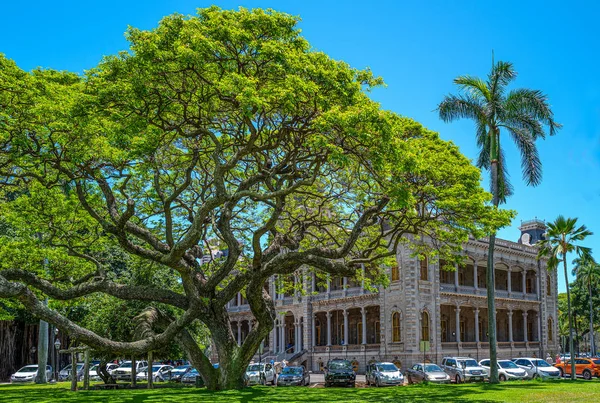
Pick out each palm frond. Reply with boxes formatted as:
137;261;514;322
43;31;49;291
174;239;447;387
475;122;490;169
505;88;561;137
505;126;542;186
488;61;516;97
453;76;491;101
438;93;485;123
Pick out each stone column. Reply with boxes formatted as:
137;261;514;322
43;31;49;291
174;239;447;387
473;261;478;290
343;277;348;297
326;312;332;346
474;308;480;343
523;312;528;342
360;264;365;295
326;275;331;297
237;292;242;306
294;320;300;353
312;273;316;293
508;269;512;296
522;270;527;294
312;314;316;347
361;307;367;344
508;310;513;342
237;322;242;346
272;324;278;353
455;306;461;343
343;310;349;345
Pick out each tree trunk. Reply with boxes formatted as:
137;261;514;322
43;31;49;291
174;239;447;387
564;255;576;380
486;131;500;384
98;358;116;384
70;350;77;391
148;351;153;389
34;310;48;384
83;349;90;390
131;357;137;387
590;282;595;357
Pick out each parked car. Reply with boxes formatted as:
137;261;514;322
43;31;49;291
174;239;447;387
276;366;310;386
405;363;451;384
511;357;561;379
10;365;53;383
168;364;193;382
324;359;356;387
58;363;85;381
113;360;148;381
440;357;487;383
181;368;199;385
365;362;404;387
554;357;600;380
479;359;527;381
244;363;276;386
136;364;175;382
89;363;119;381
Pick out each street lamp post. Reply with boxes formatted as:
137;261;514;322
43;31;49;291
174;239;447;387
54;336;61;382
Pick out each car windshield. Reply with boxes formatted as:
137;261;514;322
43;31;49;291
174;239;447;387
532;360;551;367
498;361;519;369
247;364;263;371
90;365;98;371
458;359;478;367
282;367;302;375
120;362;132;368
377;364;398;372
424;364;442;372
172;366;190;372
329;361;351;370
186;369;198;376
18;366;38;373
151;366;164;372
61;365;72;371
76;364;84;370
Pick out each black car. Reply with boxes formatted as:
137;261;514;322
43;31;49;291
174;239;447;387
324;359;355;387
277;366;310;386
168;364;192;382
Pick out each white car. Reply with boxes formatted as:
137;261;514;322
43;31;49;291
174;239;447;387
89;363;120;381
113;361;148;381
244;363;276;385
440;357;487;383
479;359;527;381
11;365;53;382
511;357;561;379
136;364;175;382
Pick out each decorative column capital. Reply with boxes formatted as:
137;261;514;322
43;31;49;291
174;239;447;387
343;309;349;318
522;312;528;319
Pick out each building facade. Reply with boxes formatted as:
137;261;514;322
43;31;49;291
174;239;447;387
227;220;559;372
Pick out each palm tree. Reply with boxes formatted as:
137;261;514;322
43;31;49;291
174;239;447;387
538;216;592;380
572;255;600;357
438;60;560;383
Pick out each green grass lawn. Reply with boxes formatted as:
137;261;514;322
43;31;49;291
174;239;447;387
1;380;599;403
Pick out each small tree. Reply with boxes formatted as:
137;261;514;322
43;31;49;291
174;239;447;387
0;7;510;389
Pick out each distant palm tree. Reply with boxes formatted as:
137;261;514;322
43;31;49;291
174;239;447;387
572;255;600;357
438;60;560;383
538;216;592;380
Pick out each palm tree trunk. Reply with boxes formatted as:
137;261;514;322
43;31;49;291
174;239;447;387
486;129;499;384
589;281;595;357
564;254;576;380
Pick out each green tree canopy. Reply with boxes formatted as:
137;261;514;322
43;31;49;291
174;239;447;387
0;7;511;389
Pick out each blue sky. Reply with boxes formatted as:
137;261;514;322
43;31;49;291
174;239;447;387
1;1;598;292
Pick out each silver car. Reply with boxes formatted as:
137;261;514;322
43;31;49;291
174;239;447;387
89;363;119;381
479;359;526;381
58;363;85;381
440;357;487;383
244;363;275;385
405;363;451;384
136;364;174;382
366;362;404;386
10;365;53;382
511;357;561;380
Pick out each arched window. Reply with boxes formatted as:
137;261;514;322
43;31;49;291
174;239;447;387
421;311;430;342
547;275;551;296
392;312;401;342
391;266;400;282
548;317;553;342
420;257;429;281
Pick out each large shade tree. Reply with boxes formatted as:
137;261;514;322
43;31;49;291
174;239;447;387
538;216;592;380
0;7;510;389
438;61;560;383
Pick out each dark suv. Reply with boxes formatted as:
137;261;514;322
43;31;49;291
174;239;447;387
324;359;356;387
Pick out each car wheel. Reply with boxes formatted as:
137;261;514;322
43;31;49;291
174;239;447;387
583;370;592;380
558;368;564;377
307;376;310;386
261;377;266;386
455;374;461;384
324;382;330;388
499;374;506;382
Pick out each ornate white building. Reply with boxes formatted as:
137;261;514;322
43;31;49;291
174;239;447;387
227;219;559;372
